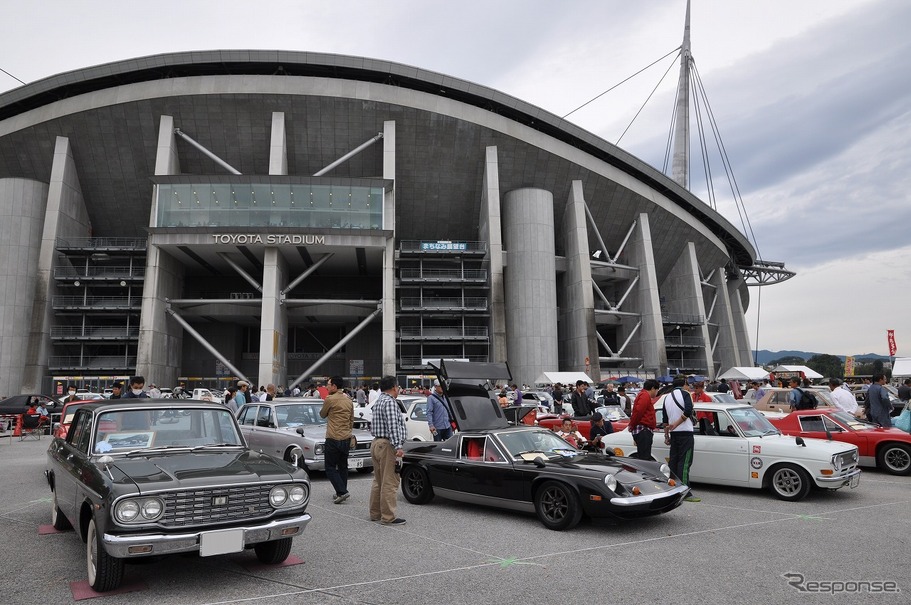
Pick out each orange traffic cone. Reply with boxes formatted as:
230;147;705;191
13;414;22;437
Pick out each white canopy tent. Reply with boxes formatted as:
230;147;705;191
534;371;593;385
771;365;823;379
717;367;770;381
891;357;911;378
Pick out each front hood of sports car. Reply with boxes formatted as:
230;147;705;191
548;453;669;482
110;450;298;492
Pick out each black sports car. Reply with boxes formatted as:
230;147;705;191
400;361;688;530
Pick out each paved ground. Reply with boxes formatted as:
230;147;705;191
1;433;908;604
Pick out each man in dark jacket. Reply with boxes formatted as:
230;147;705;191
867;374;893;428
570;380;591;417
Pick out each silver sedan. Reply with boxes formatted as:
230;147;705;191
237;399;375;473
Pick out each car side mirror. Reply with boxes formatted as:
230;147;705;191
296;427;305;436
533;456;546;468
795;436;806;447
287;445;303;466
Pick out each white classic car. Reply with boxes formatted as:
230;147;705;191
353;395;437;442
600;401;861;501
237;399;375;473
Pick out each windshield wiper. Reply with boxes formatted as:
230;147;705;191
124;445;192;457
191;443;244;451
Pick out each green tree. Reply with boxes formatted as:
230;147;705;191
806;354;843;379
769;355;806;367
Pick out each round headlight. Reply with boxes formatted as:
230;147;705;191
269;486;289;507
141;498;163;520
659;463;672;479
314;444;325;456
115;500;140;522
288;485;307;504
603;474;618;492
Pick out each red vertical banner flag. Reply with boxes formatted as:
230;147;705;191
887;330;897;356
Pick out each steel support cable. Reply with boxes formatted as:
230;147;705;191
691;72;718;210
662;80;683;174
616;51;681;146
691;64;763;260
0;66;26;85
562;46;681;119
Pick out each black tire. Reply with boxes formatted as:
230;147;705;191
51;489;71;530
876;443;911;476
86;517;124;592
355;466;373;474
253;537;293;564
534;481;583;530
400;465;434;504
767;464;812;501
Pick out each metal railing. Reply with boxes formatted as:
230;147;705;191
50;327;139;339
399;240;488;254
661;314;705;325
399;326;489;339
52;296;141;308
54;266;146;279
48;356;137;369
399;297;488;311
399;355;489;367
55;237;147;250
399;268;487;281
664;336;705;347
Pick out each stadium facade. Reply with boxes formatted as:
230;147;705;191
0;50;756;395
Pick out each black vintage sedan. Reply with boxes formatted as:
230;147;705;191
401;361;688;530
46;400;312;592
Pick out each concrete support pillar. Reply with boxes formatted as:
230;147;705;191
22;137;92;392
626;213;667;375
480;146;507;363
269;112;288;176
710;269;741;372
381;120;397;377
258;248;288;387
559;181;598;381
729;278;754;365
661;242;711;374
503;188;558;386
0;178;49;395
136;246;185;386
154;115;180;176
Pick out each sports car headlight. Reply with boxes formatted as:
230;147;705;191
269;486;289;507
603;474;618;492
659;463;672;479
114;497;164;523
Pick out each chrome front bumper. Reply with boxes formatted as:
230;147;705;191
102;512;312;558
816;467;861;486
610;483;690;506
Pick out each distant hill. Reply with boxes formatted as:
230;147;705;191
753;350;891;365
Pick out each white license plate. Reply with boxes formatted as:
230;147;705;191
348;457;365;469
849;473;860;489
199;528;244;557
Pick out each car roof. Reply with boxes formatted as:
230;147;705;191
78;399;228;412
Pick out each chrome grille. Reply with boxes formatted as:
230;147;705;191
835;450;858;472
159;484;273;528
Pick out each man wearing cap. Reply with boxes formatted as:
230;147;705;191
235;380;249;406
426;379;452;441
588;412;613;450
320;376;354;504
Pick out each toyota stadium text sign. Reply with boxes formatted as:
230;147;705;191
211;234;326;245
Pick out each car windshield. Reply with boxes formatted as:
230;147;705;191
275;403;325;427
728;407;779;437
713;393;737;403
93;408;242;453
62;405;85;425
496;429;580;458
595;405;628;421
829;411;877;431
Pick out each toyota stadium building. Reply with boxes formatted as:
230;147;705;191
0;50;757;395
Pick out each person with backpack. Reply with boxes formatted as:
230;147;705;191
788;376;818;410
663;376;700;503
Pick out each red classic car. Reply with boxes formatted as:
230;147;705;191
538;405;633;436
54;401;117;439
767;409;911;475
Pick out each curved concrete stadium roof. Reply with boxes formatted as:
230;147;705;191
0;50;754;268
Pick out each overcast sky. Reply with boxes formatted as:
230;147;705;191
1;0;907;358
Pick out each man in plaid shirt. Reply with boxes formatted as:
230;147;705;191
369;376;407;525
